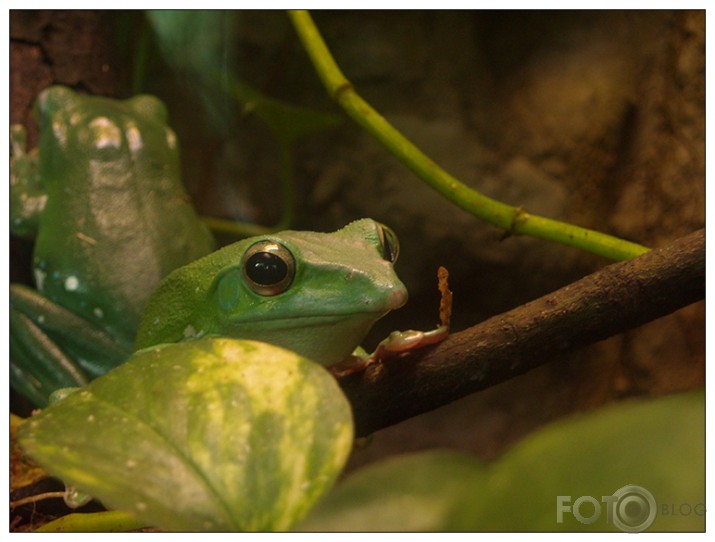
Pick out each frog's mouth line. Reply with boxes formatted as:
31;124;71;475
232;289;407;329
239;310;390;329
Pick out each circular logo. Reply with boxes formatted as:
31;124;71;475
611;485;657;532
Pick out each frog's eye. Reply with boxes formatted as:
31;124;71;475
377;224;400;264
242;241;296;296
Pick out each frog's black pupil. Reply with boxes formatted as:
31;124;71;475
379;225;399;263
246;252;288;285
382;240;395;262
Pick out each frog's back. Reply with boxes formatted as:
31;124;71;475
134;240;247;350
33;86;215;343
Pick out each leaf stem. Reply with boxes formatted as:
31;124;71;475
288;10;650;261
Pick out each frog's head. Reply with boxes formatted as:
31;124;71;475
33;86;180;186
135;219;408;365
35;86;169;140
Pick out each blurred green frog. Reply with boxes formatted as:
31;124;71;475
10;85;215;405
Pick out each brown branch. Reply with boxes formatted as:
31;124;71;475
340;229;705;437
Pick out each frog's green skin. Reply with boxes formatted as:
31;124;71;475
135;219;408;366
10;85;215;406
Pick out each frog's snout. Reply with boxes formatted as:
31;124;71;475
388;285;408;310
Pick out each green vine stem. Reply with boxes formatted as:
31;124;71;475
288;10;650;261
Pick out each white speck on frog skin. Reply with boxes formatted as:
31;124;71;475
93;307;104;319
52;120;67;146
34;269;47;291
89;116;121;149
64;276;79;291
125;123;143;152
165;129;177;149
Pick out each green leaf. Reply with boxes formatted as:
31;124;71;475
298;450;485;532
18;338;354;532
464;390;704;532
300;391;704;532
37;511;146;533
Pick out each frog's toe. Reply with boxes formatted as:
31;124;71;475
328;355;373;378
382;330;426;353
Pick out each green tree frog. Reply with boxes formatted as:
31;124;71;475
135;219;410;365
10;85;216;406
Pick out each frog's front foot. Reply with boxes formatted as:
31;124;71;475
371;325;449;362
328;326;449;378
